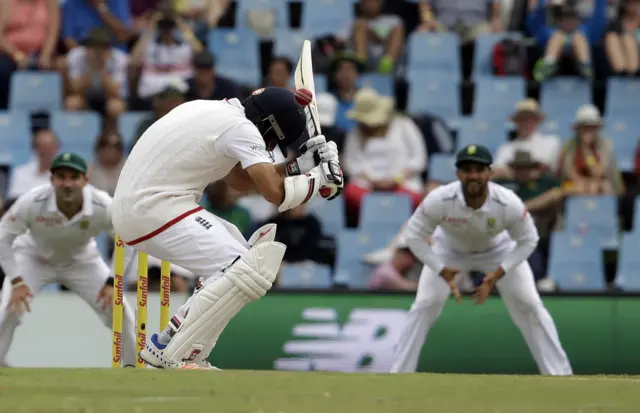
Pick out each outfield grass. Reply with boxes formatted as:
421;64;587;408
0;369;638;413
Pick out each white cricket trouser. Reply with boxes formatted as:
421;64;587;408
390;247;573;375
0;250;137;366
129;207;249;322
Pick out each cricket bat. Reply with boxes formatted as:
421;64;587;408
294;40;322;139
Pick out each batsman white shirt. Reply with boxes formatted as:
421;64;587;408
0;184;116;281
112;99;274;243
404;181;539;274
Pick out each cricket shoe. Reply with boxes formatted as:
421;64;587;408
140;333;192;369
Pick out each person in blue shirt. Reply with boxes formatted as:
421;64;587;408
327;53;365;133
527;0;607;82
62;0;133;51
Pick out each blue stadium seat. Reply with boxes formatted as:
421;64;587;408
279;262;333;289
274;28;308;63
614;233;640;291
9;71;63;112
51;112;101;148
540;77;591;114
407;32;460;78
407;71;460;119
307;195;345;237
209;29;261;86
632;198;640;231
118;112;151;150
335;229;396;289
473;77;526;118
457;117;508;154
472;32;522;78
301;0;354;37
0;111;32;165
547;231;605;291
564;196;618;249
360;193;412;231
428;153;456;183
313;74;327;94
537;109;574;140
359;74;393;97
236;0;289;29
605;78;640;117
604;119;637;171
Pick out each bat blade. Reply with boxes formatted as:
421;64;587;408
294;39;322;138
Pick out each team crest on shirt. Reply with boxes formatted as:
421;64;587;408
487;217;496;229
80;220;90;229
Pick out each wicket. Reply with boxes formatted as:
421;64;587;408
111;235;172;368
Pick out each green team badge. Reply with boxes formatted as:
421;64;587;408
80;220;90;229
467;145;477;154
487;217;496;229
63;153;71;161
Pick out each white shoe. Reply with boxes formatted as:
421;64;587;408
194;358;221;370
536;277;557;292
362;248;393;265
140;334;191;369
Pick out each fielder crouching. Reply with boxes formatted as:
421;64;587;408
111;87;343;369
0;153;137;367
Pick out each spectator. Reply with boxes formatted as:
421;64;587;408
316;92;347;153
185;51;241;101
0;0;59;109
493;99;561;179
494;150;566;290
89;132;125;196
7;128;59;201
350;0;405;74
528;0;607;82
417;0;503;41
131;79;187;148
62;0;132;50
200;180;253;239
258;204;336;270
265;56;292;88
604;0;640;76
130;9;203;108
342;88;426;216
328;52;365;132
64;28;128;120
558;104;624;195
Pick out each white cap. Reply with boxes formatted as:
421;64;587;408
316;93;337;127
574;104;602;126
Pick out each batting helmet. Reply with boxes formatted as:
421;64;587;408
243;87;308;157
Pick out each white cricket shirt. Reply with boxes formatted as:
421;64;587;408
111;99;274;242
404;181;539;275
0;184;116;281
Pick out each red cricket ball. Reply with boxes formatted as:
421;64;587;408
295;88;313;106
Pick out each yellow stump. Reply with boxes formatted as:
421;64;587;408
111;236;126;368
136;252;149;368
160;261;171;330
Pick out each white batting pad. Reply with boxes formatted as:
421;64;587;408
247;223;277;246
162;241;286;363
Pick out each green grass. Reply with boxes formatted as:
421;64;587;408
0;369;638;413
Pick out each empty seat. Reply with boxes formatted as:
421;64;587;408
614;233;640;291
279;261;333;289
564;196;618;249
236;0;289;30
407;71;460;119
407;32;460;78
274;28;308;63
605;78;640;117
118;112;151;150
473;77;526;118
209;29;261;85
537;109;574;140
547;231;605;291
427;153;456;183
301;0;354;37
307;195;345;237
457;117;508;154
359;73;393;97
604;120;637;171
335;229;396;289
540;77;591;114
0;111;32;164
9;72;63;112
50;112;101;146
360;193;412;231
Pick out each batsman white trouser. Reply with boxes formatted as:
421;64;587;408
0;249;137;366
391;246;573;375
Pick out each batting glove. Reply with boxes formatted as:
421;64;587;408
285;135;327;176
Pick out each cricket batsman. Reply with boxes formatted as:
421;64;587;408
390;144;573;375
0;153;137;367
111;87;343;369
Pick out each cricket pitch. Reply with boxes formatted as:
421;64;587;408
0;369;638;413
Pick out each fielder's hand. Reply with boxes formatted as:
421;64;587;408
439;267;462;303
473;269;503;304
96;284;114;311
9;282;32;316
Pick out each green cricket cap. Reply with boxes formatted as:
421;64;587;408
51;152;88;175
455;144;493;167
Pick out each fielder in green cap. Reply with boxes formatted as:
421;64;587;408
454;144;493;204
50;152;89;216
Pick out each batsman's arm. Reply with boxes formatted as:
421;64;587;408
0;194;30;282
404;192;446;275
